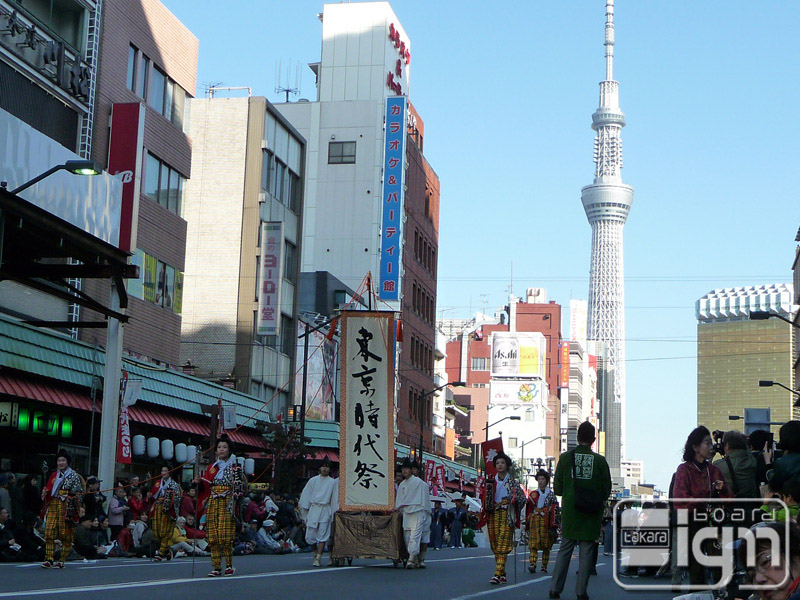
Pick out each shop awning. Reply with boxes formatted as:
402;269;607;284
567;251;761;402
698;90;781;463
0;371;265;449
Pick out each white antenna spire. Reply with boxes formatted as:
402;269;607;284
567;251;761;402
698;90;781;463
604;0;615;81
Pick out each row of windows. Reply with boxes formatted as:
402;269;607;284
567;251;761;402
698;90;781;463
262;150;301;213
128;249;183;314
413;230;436;276
127;45;186;129
471;357;489;371
252;312;296;359
144;152;185;216
409;334;433;376
408;387;431;428
328;141;356;164
411;281;434;325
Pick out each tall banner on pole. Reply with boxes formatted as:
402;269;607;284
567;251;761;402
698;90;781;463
339;311;396;511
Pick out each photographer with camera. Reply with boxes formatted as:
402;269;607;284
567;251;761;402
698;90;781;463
768;421;800;494
673;426;733;586
748;429;775;487
713;431;759;499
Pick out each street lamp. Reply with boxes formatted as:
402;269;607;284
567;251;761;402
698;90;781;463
759;380;800;406
750;311;799;329
8;160;102;195
422;381;466;399
520;435;551;478
485;415;521;440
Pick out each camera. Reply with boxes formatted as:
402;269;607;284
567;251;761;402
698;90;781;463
712;430;726;456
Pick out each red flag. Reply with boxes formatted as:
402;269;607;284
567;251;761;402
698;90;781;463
425;459;436;483
435;465;445;492
481;437;504;477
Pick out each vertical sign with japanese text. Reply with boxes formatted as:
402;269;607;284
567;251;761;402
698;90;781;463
379;96;407;301
560;341;570;389
108;103;145;253
257;222;284;337
339;311;395;511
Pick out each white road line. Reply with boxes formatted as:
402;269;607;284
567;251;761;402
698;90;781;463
425;555;494;564
0;566;362;597
448;576;552;600
77;561;190;570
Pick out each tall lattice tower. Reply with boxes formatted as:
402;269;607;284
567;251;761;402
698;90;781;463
581;0;634;471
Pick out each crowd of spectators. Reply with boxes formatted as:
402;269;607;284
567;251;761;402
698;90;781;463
0;470;314;563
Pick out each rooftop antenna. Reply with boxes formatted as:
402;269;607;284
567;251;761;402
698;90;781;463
480;294;489;317
204;81;224;98
275;59;301;102
507;261;514;301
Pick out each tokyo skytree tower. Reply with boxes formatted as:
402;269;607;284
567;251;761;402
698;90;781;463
581;0;633;470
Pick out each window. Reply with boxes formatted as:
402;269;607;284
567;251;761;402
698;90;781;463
144;152;184;216
509;437;518;448
274;161;286;203
261;151;273;192
20;0;86;51
127;45;137;91
288;171;301;213
525;410;534;421
283;242;296;284
149;67;166;115
280;317;294;357
138;55;150;101
471;357;488;371
328;141;356;164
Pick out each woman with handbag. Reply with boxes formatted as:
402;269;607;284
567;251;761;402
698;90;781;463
672;425;732;587
548;422;611;600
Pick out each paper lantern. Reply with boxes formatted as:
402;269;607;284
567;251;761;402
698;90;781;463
146;437;160;458
244;458;255;475
161;439;174;460
186;445;197;464
132;435;146;456
175;443;188;463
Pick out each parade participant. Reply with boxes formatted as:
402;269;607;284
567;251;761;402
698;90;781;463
526;469;559;573
479;452;524;584
448;495;468;548
40;449;84;568
299;457;339;567
430;497;447;550
148;462;181;562
411;460;432;566
395;457;431;569
197;435;247;577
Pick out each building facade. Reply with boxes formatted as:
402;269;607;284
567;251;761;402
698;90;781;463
80;0;198;366
696;285;798;436
180;96;305;422
277;2;439;449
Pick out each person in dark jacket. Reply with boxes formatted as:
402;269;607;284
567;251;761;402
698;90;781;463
768;421;800;493
448;496;468;548
713;430;758;498
21;475;42;524
549;422;611;600
748;429;773;487
430;497;447;550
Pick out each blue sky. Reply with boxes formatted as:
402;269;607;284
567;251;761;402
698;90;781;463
162;1;800;489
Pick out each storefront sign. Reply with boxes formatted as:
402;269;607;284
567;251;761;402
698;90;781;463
108;103;145;253
386;22;410;95
490;332;546;378
257;222;284;337
560;341;570;388
489;379;544;406
378;96;407;302
339;311;395;511
0;401;18;427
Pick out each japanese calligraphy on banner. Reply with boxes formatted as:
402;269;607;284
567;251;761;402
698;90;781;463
379;96;407;301
560;341;570;388
339;311;396;511
435;465;445;492
425;459;435;483
257;222;284;337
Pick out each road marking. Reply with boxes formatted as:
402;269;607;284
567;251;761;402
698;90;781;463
0;566;362;597
425;555;494;564
77;561;189;570
448;576;552;600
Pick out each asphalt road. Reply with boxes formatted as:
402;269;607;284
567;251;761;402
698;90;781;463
1;545;683;600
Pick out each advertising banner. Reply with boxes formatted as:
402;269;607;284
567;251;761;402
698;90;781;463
339;311;396;511
107;103;145;253
490;332;545;378
378;96;407;301
294;321;338;421
489;379;545;406
560;341;570;388
257;222;284;337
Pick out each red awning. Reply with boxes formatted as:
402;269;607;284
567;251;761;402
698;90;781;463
0;372;265;449
309;449;339;462
0;372;97;412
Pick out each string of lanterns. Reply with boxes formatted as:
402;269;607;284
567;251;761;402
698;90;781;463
131;435;255;475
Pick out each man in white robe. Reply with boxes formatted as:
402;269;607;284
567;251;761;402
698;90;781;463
395;458;431;569
299;459;339;567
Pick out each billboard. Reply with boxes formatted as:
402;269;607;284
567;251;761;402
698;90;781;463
490;332;546;378
489;379;545;406
256;222;284;337
339;311;395;511
107;103;145;253
378;96;407;302
294;321;338;421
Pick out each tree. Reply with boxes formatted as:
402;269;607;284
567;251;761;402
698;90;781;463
258;424;310;494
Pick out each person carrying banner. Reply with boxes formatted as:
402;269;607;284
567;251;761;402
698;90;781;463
149;463;182;561
526;468;560;573
395;457;431;569
41;449;84;568
197;435;247;577
478;452;525;584
299;456;339;567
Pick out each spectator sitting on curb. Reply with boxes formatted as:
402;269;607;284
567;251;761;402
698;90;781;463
256;519;285;554
170;517;208;557
183;514;208;542
233;522;256;556
179;485;198;518
74;515;107;559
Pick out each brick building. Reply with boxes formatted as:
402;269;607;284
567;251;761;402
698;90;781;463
80;0;198;365
445;291;564;461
